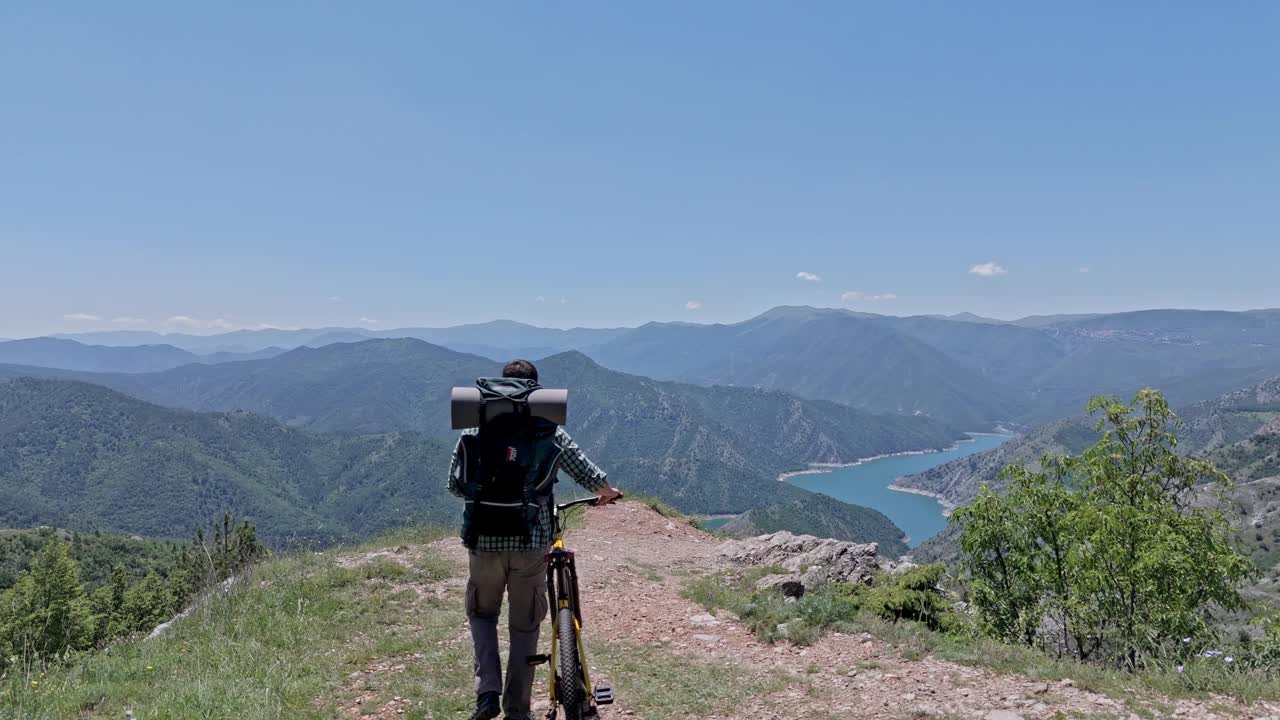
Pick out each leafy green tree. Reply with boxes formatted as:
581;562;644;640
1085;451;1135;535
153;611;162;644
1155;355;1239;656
0;539;95;668
119;572;176;633
955;389;1255;670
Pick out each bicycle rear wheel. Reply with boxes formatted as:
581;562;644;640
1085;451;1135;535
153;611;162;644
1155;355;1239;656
557;606;587;720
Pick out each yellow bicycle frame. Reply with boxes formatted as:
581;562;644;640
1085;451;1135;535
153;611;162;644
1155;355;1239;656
546;534;594;710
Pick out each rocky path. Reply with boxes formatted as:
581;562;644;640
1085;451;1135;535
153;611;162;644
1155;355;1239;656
433;501;1278;720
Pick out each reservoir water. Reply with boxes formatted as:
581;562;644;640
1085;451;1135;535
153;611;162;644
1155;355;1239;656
786;434;1010;547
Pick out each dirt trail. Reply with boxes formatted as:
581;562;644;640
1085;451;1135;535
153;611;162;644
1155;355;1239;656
428;502;1277;720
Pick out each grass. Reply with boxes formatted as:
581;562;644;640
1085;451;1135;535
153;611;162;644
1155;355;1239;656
0;525;774;720
586;640;783;719
683;568;1280;708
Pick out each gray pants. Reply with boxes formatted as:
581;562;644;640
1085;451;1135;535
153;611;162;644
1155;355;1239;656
466;548;549;719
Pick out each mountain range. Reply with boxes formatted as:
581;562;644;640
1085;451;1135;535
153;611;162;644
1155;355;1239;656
0;337;286;373
0;338;960;514
38;306;1280;431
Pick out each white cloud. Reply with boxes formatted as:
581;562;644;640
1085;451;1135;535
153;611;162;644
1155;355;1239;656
111;316;147;325
796;271;822;283
685;300;703;310
165;315;203;329
208;318;235;330
968;261;1008;277
535;296;546;303
328;295;343;303
358;317;378;325
1078;266;1091;273
559;297;568;305
841;291;896;303
63;313;101;321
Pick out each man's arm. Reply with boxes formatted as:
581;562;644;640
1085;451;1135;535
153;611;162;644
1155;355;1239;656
555;428;623;503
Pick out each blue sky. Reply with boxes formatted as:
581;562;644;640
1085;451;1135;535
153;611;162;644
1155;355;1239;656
2;3;1277;337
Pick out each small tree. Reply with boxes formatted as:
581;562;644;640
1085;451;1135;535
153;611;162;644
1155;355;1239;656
2;538;95;668
956;389;1255;670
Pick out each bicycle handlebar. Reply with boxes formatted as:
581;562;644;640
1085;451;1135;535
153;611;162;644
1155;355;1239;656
556;497;600;512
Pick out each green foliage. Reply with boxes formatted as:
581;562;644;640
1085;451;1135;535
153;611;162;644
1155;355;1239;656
0;528;180;591
863;564;954;631
685;564;957;646
954;389;1257;670
721;493;910;557
0;539;94;671
1;515;268;676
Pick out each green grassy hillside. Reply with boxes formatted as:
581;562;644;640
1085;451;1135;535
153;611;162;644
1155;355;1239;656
0;527;768;720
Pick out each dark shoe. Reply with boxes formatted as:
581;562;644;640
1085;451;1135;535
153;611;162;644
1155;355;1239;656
468;692;500;720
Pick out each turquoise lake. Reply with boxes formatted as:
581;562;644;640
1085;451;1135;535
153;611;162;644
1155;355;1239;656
786;434;1011;547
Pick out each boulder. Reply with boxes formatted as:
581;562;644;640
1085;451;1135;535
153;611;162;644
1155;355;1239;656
721;531;882;595
755;573;806;598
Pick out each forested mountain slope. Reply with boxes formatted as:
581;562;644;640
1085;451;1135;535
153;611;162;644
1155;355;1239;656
0;340;960;516
0;378;455;544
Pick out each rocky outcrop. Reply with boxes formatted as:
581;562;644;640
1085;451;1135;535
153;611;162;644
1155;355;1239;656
719;531;883;596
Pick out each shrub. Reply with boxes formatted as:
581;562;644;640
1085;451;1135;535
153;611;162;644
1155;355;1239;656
863;564;954;631
954;389;1255;670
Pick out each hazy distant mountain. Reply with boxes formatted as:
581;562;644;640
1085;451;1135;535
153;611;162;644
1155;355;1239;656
53;320;627;357
198;347;289;363
0;338;200;373
869;315;1067;389
589;306;1022;430
0;338;291;373
373;320;628;355
1009;313;1104;327
0;378;455;544
50;327;377;354
42;306;1280;430
919;312;1007;325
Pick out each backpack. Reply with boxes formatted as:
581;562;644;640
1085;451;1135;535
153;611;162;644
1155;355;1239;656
456;377;564;548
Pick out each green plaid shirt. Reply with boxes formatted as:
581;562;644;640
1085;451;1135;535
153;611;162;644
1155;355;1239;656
447;426;608;551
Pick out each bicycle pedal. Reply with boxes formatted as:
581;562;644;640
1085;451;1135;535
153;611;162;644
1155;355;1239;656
527;653;550;666
592;684;615;705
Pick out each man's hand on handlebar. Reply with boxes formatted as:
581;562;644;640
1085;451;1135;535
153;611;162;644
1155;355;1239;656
595;486;624;505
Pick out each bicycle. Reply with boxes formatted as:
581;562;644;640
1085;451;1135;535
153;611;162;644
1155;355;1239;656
528;497;616;720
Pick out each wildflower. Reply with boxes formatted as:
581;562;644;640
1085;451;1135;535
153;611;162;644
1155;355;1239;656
1176;664;1184;673
30;681;38;687
1182;637;1191;644
1225;656;1234;664
146;665;154;671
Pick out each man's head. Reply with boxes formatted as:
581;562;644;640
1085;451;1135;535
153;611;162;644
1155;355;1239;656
502;359;539;383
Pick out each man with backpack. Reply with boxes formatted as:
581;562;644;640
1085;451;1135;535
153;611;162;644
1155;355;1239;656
448;359;623;720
